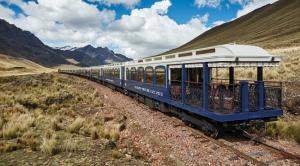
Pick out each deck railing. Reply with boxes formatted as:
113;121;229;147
170;80;182;101
186;81;202;107
208;82;240;114
264;81;282;110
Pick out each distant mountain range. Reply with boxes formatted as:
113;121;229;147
60;45;131;66
162;0;300;55
0;19;132;67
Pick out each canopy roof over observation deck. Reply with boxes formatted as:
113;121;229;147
118;44;281;68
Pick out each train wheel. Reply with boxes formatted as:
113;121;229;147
200;121;219;138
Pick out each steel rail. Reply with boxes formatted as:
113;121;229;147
242;131;300;163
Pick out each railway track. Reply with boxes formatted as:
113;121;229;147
189;128;267;166
141;104;300;165
166;115;300;165
190;127;300;165
242;131;300;163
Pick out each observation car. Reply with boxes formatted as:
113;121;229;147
59;44;283;137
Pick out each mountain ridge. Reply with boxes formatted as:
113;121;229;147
0;19;132;67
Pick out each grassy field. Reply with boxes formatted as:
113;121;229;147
0;73;149;165
0;54;54;77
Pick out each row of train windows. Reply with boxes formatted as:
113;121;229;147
127;66;165;86
103;69;120;79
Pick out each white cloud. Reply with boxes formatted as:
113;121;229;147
0;0;209;59
88;0;140;9
97;0;209;58
0;0;115;47
0;5;15;19
212;20;225;27
194;0;221;8
229;0;278;18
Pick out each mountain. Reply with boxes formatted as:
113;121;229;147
162;0;300;55
76;45;132;63
55;46;78;51
60;45;132;66
0;19;132;67
0;19;69;67
56;45;132;66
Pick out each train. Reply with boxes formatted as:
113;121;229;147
59;44;283;137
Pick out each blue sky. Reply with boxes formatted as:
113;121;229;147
87;0;242;26
0;0;277;58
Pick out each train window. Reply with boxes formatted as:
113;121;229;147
196;49;215;55
130;67;136;81
178;52;192;57
145;67;153;84
155;66;165;87
109;69;112;78
171;68;182;85
186;68;202;84
154;57;162;61
126;68;130;80
165;55;175;59
137;67;144;82
114;68;120;79
145;58;152;62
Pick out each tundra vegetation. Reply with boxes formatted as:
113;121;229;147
0;73;148;165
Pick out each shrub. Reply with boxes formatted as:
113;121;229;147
40;136;60;155
110;130;120;142
90;127;99;140
266;120;300;145
50;116;62;131
68;117;85;133
0;142;23;153
0;117;5;129
61;138;78;152
2;123;20;139
293;122;300;144
21;130;39;151
111;149;122;159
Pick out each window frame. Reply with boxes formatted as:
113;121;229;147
155;66;166;87
130;67;136;81
145;66;154;85
137;67;144;82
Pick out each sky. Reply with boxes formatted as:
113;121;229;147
0;0;278;59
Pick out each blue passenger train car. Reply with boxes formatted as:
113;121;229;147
59;44;283;137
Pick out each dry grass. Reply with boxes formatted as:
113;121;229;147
0;54;54;77
0;73;133;165
109;130;120;142
2;113;35;139
61;137;79;152
68;117;85;134
0;142;23;153
266;120;300;145
40;134;60;155
111;149;123;159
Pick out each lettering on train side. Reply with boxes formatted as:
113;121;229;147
134;86;163;97
105;79;114;82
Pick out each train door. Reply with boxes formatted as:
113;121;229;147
169;65;182;101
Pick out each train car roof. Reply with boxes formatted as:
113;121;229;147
122;44;280;67
60;44;281;70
